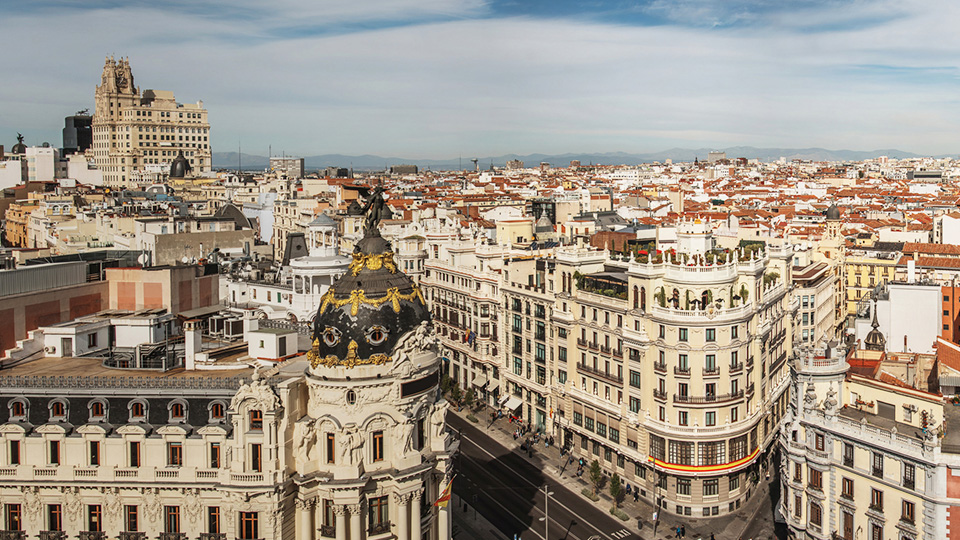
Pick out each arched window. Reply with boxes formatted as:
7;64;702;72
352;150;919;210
89;400;107;422
640;287;646;311
50;400;67;420
210;402;226;421
170;402;186;420
130;400;147;422
9;400;27;421
633;286;639;309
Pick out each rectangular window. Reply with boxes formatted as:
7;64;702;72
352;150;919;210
210;442;221;469
168;442;183;466
810;502;822;526
815;433;824;451
130;441;141;468
584;417;595;432
88;505;103;532
705;354;716;371
870;488;883;512
629;397;641;413
629;370;641;388
809;468;822;490
659;325;665;338
558;346;567;363
165;506;181;533
596;422;607;437
125;505;138;532
49;440;60;465
609;427;620;443
514;357;523;375
706;328;716;342
9;441;19;465
677;478;691;495
904;463;915;489
703;479;719;496
843;443;854;467
729;474;740;492
5;504;21;531
207;507;221;534
250;410;263;430
558;370;567;384
679;328;688;341
705;411;716;426
573;412;583;426
89;441;100;466
731;325;738;339
251;444;262;472
239;511;258;540
48;504;62;532
872;452;883;478
368;496;389;532
842;477;854;499
902;500;915;524
373;431;385;462
678;411;688;425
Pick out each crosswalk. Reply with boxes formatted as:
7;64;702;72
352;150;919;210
611;529;632;539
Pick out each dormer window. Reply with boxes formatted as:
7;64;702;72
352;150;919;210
9;400;27;421
130;401;147;422
50;401;67;421
89;400;107;422
209;402;225;423
170;402;186;422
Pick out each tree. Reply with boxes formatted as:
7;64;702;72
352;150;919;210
589;460;604;497
450;385;463;409
464;387;476;409
609;473;625;508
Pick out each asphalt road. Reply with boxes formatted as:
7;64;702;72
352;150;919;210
449;414;642;540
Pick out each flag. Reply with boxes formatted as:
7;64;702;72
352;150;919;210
434;476;454;507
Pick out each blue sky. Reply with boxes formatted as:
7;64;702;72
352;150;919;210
2;0;959;158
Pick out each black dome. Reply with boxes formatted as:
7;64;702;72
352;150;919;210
825;204;840;220
170;151;192;178
310;229;430;368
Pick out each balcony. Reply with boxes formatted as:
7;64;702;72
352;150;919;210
577;363;623;385
653;361;667;373
653;389;667;401
576;338;588;348
872;467;883;479
158;533;186;540
612;349;623;359
673;390;744;405
79;533;106;540
903;478;915;490
702;366;720;376
119;533;146;540
588;342;599;351
729;362;743;374
843;455;853;467
746;383;755;397
0;532;25;540
629;350;641;361
868;503;883;515
599;345;612;355
198;534;226;540
746;356;755;368
320;525;336;538
38;533;66;540
368;521;391;536
674;366;691;376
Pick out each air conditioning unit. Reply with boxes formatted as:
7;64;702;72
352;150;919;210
44;347;54;353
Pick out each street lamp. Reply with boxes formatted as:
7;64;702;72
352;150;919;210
538;484;555;540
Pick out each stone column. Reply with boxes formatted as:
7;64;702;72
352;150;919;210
334;505;348;540
349;503;363;540
297;499;314;540
438;503;450;540
396;493;410;540
410;492;422;540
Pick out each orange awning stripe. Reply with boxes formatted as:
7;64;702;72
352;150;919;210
646;446;760;473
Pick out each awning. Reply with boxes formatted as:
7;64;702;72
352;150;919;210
499;394;510;406
472;375;489;388
177;305;224;320
503;396;523;411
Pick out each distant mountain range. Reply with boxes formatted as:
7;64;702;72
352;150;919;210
212;146;950;172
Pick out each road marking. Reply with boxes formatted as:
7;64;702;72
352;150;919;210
460;452;585;540
459;431;617;540
611;529;631;539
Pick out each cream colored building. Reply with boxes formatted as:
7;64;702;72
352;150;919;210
93;56;211;189
555;222;795;517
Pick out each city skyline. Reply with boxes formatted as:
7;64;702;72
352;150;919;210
3;0;960;158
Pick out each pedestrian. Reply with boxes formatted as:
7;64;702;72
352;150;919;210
680;525;685;538
710;534;716;540
633;490;638;502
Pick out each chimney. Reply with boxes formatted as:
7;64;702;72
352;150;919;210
907;259;916;283
184;320;202;370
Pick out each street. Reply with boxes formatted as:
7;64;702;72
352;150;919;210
450;413;643;540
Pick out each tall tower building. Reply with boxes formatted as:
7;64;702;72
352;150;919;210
92;56;211;188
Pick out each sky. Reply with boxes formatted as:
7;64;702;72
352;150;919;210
2;0;960;159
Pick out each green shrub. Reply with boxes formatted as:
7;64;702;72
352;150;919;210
580;488;600;502
466;414;478;423
609;507;629;521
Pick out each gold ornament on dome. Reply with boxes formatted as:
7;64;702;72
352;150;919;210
309;338;392;369
318;285;426;317
349;251;398;276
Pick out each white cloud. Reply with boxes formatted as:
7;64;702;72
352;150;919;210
3;0;960;157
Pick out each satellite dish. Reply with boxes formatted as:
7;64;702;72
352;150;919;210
137;253;149;266
181;256;190;264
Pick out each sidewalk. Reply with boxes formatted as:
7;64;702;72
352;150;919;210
452;405;779;540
